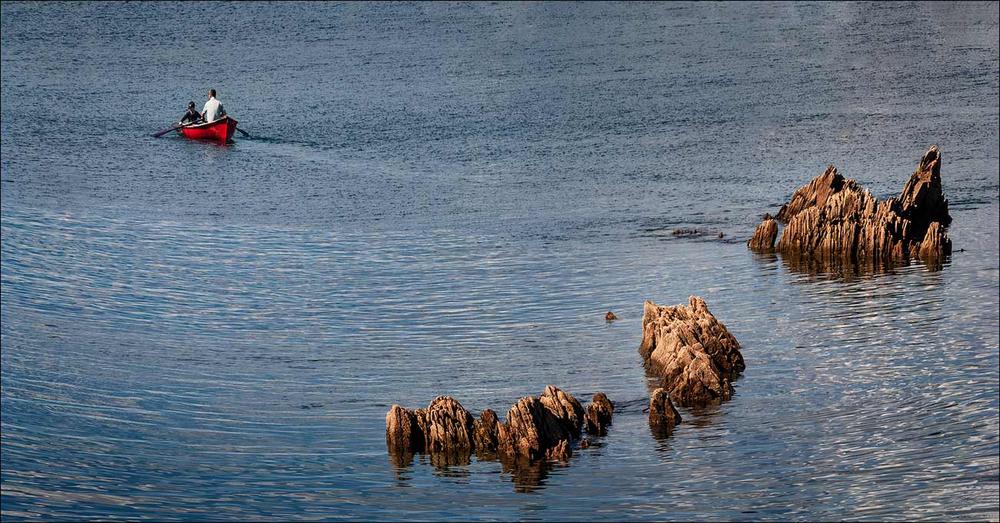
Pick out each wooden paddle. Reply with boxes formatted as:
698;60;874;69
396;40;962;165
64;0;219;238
152;123;183;138
235;127;251;138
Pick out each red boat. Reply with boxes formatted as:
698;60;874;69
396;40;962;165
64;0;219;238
179;116;238;144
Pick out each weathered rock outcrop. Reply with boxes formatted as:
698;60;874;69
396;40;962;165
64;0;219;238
750;146;952;264
648;387;682;436
919;221;950;261
899;145;951;234
385;404;424;452
498;386;585;461
639;297;744;406
422;396;475;454
584;392;614;436
776;165;844;223
387;386;610;465
472;408;500;454
747;213;778;251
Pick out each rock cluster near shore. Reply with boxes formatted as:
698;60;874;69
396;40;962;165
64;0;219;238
749;146;953;265
639;296;745;406
386;387;612;463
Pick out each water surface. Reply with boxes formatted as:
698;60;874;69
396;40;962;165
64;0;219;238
2;2;998;521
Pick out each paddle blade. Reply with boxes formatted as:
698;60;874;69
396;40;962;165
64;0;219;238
152;124;181;138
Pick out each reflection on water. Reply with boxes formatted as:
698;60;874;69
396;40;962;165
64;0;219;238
2;198;998;520
502;455;554;494
2;0;999;519
775;251;950;281
387;439;555;493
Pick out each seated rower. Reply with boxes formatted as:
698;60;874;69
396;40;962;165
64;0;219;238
200;89;226;123
179;101;203;125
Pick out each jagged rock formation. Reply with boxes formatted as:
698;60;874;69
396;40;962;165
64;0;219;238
775;165;844;223
584;392;614;436
385;404;423;452
422;396;475;454
747;213;778;251
648;388;682;436
498;386;585;461
639;297;745;406
472;408;500;454
750;146;952;265
899;146;951;233
387;386;610;464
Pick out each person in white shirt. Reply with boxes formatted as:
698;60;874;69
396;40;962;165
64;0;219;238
200;89;226;122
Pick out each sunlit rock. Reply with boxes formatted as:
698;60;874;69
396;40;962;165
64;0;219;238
775;164;845;223
747;213;778;251
639;296;744;406
497;386;584;462
584;392;614;436
385;404;424;453
422;396;476;454
754;146;953;265
648;387;682;436
472;408;500;454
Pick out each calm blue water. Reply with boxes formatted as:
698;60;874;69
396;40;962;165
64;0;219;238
2;2;998;520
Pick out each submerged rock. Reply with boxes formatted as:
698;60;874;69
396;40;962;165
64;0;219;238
639;297;744;406
751;146;952;265
648;387;682;436
584;392;614;436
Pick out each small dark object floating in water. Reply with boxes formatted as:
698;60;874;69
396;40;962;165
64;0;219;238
605;311;617;321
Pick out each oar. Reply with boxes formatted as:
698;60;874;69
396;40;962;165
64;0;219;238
236;127;251;138
152;123;183;138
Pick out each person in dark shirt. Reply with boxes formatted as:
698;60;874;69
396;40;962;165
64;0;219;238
179;101;203;125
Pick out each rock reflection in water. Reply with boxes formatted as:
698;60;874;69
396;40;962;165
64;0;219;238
777;251;948;281
387;434;563;493
500;454;554;494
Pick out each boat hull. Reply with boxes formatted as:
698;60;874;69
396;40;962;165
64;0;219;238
180;116;238;144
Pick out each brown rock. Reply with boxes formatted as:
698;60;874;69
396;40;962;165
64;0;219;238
649;387;682;435
497;387;583;462
386;386;586;465
539;385;585;435
605;311;618;321
497;396;559;461
918;221;952;260
747;213;778;251
639;297;744;406
584;392;614;436
472;408;500;454
545;439;571;461
899;145;951;236
775;165;844;223
760;146;953;267
385;404;424;452
422;396;475;454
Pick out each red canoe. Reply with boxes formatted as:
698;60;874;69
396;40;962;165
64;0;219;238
179;116;238;144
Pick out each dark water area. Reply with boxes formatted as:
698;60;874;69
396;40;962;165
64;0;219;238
2;2;998;521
